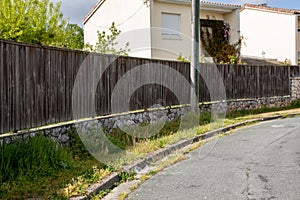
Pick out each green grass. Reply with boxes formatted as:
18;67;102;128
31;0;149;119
106;117;182;149
100;99;300;170
0;131;103;199
0;134;72;184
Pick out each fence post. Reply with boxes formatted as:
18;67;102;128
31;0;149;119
191;0;200;111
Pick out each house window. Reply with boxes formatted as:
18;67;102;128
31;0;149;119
161;13;180;38
298;51;300;60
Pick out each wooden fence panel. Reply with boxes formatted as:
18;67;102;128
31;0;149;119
3;43;9;131
0;39;293;133
0;42;3;133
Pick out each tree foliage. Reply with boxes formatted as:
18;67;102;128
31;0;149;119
0;0;83;49
64;23;84;49
86;22;130;56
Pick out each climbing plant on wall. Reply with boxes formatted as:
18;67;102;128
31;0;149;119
200;19;242;64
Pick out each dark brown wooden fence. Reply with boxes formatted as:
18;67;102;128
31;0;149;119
0;39;293;133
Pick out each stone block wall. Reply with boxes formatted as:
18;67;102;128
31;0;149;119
0;96;294;146
0;107;191;146
0;124;73;146
291;77;300;100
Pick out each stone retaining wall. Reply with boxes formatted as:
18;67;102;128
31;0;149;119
291;77;300;100
220;96;291;112
0;96;294;146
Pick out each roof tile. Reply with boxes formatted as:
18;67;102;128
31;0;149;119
200;1;240;8
242;4;300;14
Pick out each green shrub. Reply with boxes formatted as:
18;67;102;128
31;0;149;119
291;99;300;108
0;134;72;184
67;128;94;159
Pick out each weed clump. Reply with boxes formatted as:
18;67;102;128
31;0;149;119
0;134;72;184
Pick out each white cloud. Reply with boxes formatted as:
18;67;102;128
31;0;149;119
51;0;98;26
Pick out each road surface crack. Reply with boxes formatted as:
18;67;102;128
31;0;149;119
246;170;250;200
258;175;268;183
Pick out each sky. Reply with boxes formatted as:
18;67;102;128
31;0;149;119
51;0;300;26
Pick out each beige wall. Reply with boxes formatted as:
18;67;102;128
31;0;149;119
151;1;191;60
224;9;240;44
200;10;224;20
151;1;240;60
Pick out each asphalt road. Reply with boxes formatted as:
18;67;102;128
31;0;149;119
127;117;300;200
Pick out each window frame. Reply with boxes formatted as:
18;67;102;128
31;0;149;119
161;12;181;39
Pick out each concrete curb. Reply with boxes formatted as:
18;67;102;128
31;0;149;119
70;113;298;199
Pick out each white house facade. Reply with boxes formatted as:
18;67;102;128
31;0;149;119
240;4;300;65
83;0;152;58
83;0;241;60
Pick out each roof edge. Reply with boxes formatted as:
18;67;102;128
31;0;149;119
82;0;241;25
241;3;300;15
82;0;106;25
158;0;240;8
200;1;241;9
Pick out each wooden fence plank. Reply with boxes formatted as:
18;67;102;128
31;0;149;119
13;45;21;130
0;42;4;132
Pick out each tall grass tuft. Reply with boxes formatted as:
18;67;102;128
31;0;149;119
0;134;72;184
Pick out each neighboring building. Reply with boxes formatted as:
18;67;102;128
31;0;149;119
240;4;300;65
83;0;240;60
